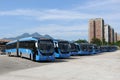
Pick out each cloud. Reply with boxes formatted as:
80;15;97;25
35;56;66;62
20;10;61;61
21;24;88;40
74;0;120;33
0;0;120;40
0;9;96;21
74;0;120;16
0;9;90;40
0;0;119;23
36;9;96;21
75;0;120;10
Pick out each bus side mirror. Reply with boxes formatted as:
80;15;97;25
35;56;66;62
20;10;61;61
35;42;38;48
54;42;58;48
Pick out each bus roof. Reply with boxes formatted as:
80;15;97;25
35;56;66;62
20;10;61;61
53;39;68;43
19;37;38;41
6;37;53;45
6;40;18;45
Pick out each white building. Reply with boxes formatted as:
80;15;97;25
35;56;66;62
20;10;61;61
104;25;110;43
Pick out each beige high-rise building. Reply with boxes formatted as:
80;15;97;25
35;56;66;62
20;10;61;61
110;28;114;43
117;34;120;41
89;19;95;43
89;18;104;43
114;32;117;42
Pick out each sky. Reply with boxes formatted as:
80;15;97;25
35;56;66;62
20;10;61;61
0;0;120;41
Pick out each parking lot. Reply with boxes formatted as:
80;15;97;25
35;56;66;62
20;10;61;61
0;54;67;75
0;50;120;80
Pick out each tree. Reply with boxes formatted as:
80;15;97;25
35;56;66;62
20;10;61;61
101;38;109;45
114;41;120;47
75;39;88;43
102;38;107;45
90;38;102;46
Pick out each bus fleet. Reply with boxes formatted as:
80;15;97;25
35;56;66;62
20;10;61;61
5;37;118;61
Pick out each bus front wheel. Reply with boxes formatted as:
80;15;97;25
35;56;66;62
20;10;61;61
20;52;22;58
8;52;11;57
30;54;35;61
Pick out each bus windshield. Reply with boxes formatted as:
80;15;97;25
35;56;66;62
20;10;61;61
38;40;54;55
81;45;87;51
58;42;69;53
94;46;98;49
88;46;93;52
70;43;78;52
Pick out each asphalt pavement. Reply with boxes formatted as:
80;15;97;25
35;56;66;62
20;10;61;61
0;50;120;80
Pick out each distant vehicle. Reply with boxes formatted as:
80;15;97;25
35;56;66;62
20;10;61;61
100;46;109;52
6;37;55;61
100;45;117;52
53;39;70;58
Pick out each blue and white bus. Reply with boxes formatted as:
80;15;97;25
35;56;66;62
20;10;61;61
6;37;55;61
100;46;110;52
100;45;117;52
70;43;98;55
77;43;89;55
87;44;99;54
53;39;70;58
70;43;80;56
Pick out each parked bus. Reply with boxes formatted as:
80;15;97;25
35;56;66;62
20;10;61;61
100;46;109;52
53;39;70;58
72;43;100;55
6;37;55;61
77;43;89;55
100;45;117;52
70;43;80;55
111;45;118;51
87;44;99;54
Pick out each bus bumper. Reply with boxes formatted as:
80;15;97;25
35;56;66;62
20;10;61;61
55;52;70;58
70;52;78;56
36;55;55;61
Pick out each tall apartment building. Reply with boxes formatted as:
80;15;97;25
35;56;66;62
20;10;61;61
117;34;120;41
89;18;104;43
89;19;95;43
104;24;110;43
110;28;114;43
114;32;117;42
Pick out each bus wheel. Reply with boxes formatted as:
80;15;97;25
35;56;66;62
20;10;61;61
33;54;36;61
30;54;33;61
30;54;35;61
20;52;22;58
8;52;11;57
30;54;32;60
